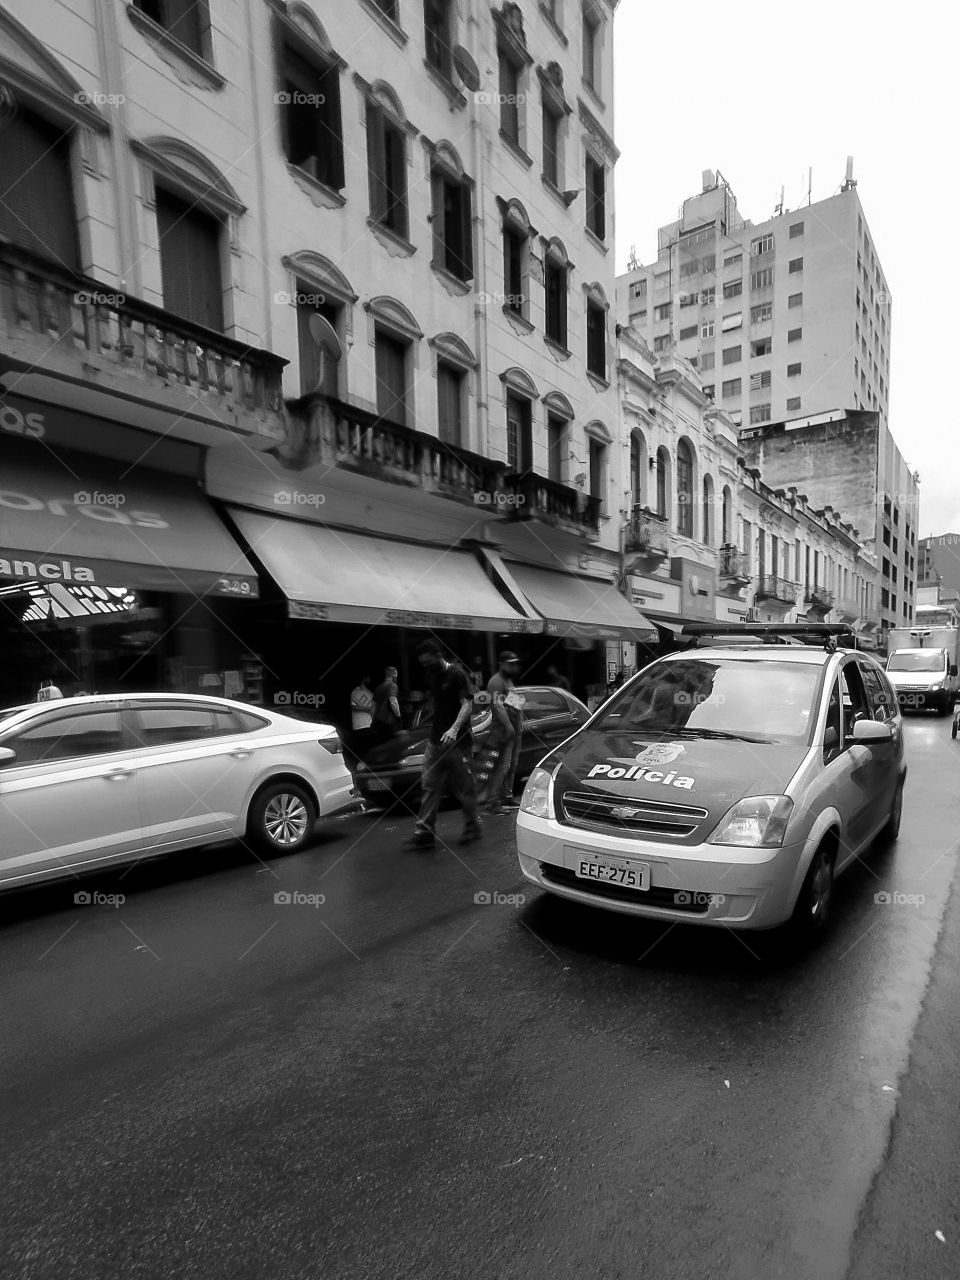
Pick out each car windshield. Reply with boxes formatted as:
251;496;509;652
592;657;822;744
886;652;945;672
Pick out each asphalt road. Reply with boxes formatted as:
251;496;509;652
2;717;960;1280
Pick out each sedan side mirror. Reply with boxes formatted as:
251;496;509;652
0;746;17;768
850;719;893;744
949;664;958;678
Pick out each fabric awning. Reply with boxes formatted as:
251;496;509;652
0;443;258;597
227;509;543;632
504;563;658;642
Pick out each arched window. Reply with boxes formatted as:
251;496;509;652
630;435;642;507
676;439;694;537
702;475;714;546
721;485;733;545
656;447;669;519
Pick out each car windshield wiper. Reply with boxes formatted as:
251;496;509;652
658;727;777;743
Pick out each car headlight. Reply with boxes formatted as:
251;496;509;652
707;795;794;848
520;766;554;818
930;682;944;692
399;752;425;767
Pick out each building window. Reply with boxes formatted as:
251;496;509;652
502;215;529;318
700;287;716;306
653;334;670;353
431;161;473;281
751;233;774;256
700;351;715;371
656;448;667;517
629;435;642;505
789;221;804;238
424;0;454;79
156;187;224;331
437;359;464;445
721;378;741;398
498;44;523;144
589;438;606;509
701;319;715;338
278;41;344;191
751;267;774;290
374;327;410;424
542;100;562;187
582;2;601;92
676;439;694;537
0;110;79;270
701;254;716;272
585;154;606;240
703;383;715;399
506;392;533;472
751;338;772;356
631;278;647;298
134;0;209;59
366;100;408;238
296;284;342;397
786;362;801;377
702;477;713;545
750;303;772;324
788;292;803;308
749;371;771;390
654;302;672;322
723;279;742;299
722;345;741;366
789;257;804;273
749;404;771;424
679;292;699;309
548;413;567;483
788;327;802;343
544;250;568;347
786;395;800;411
723;251;742;267
678;325;698;341
372;0;399;18
586;298;606;378
722;312;742;332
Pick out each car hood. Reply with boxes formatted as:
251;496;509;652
551;730;809;844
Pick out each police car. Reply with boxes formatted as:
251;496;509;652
516;625;906;937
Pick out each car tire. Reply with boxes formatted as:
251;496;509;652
953;717;959;740
247;782;316;854
788;840;835;942
879;779;904;842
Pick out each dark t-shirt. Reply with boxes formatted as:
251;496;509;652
428;664;473;745
488;672;523;732
373;679;400;727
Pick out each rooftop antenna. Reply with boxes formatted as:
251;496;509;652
807;167;812;206
774;185;784;216
627;244;639;271
841;155;857;192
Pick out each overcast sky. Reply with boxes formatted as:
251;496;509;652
613;0;958;539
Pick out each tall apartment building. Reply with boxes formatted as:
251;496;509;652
617;168;892;432
0;0;645;714
919;534;960;593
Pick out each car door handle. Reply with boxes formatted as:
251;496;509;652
229;748;252;759
105;768;133;781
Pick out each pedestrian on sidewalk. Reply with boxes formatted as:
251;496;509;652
546;664;571;693
372;666;401;741
404;640;482;849
478;651;524;815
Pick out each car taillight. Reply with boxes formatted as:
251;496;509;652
318;736;341;755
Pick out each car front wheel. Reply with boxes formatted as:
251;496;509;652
247;783;316;854
788;840;835;942
880;779;904;842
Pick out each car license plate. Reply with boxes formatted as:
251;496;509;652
366;778;389;791
574;856;650;891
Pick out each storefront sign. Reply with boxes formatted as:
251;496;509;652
671;558;716;620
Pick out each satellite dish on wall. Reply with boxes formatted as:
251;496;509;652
452;46;481;92
308;313;342;360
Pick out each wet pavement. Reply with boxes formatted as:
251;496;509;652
1;716;959;1280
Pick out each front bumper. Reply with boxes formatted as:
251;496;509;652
516;811;806;930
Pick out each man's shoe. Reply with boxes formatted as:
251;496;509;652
499;800;520;810
458;824;483;846
485;804;506;816
403;830;436;849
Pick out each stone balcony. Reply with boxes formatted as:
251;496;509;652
300;394;599;535
718;544;751;587
756;574;800;606
0;243;287;445
623;507;670;560
804;583;836;618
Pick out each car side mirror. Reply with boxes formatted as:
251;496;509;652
950;664;958;678
850;719;893;744
0;745;17;768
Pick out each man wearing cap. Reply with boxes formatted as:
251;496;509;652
479;651;524;815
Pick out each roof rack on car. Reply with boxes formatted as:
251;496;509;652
680;623;855;653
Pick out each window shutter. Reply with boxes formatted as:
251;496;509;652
385;123;407;236
437;364;461;444
366;103;386;222
375;331;406;423
163;0;205;57
0;113;78;270
156;189;224;331
458;183;473;280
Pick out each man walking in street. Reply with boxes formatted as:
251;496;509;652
372;666;401;741
404;641;482;849
478;651;524;815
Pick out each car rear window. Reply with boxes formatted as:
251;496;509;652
593;657;822;744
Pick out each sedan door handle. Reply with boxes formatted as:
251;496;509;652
229;748;252;759
105;768;133;781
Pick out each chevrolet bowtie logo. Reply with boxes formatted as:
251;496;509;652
609;805;643;820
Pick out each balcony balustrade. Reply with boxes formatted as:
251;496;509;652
623;507;670;557
756;574;800;605
718;544;751;583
